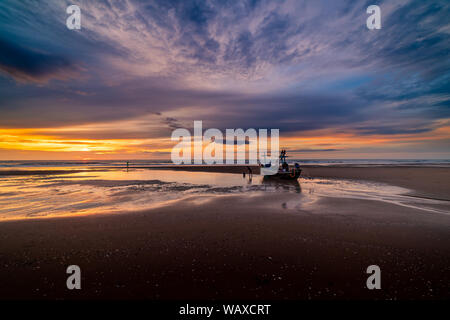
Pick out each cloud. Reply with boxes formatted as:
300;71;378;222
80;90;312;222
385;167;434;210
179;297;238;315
0;0;449;156
0;36;79;83
287;148;341;152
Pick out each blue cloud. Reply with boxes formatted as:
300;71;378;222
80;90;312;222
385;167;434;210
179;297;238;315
0;36;76;83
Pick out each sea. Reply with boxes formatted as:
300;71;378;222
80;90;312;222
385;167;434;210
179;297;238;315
1;159;450;169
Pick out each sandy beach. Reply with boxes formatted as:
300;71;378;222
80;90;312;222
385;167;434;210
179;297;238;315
0;165;449;300
301;166;450;201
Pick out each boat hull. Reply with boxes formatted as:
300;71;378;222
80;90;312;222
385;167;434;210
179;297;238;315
264;168;301;180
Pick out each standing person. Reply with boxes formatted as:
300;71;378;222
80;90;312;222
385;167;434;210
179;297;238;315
246;166;253;183
247;166;253;178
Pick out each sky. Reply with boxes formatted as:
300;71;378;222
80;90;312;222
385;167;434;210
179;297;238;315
0;0;449;160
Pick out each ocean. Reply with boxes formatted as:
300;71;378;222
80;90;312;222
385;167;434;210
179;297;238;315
0;159;449;169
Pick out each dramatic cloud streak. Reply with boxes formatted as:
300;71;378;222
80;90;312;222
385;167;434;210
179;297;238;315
0;0;448;159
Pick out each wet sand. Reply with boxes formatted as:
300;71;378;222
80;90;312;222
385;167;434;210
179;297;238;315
0;165;260;176
128;164;261;174
0;166;449;300
125;165;450;201
301;166;450;200
0;169;88;176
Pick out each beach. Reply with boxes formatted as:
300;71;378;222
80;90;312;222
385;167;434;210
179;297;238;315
0;164;449;300
301;166;450;201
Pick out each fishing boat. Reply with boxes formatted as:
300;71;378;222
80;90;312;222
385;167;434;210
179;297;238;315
259;150;301;180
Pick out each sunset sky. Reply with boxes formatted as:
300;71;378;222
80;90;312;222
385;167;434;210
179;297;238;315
0;0;449;160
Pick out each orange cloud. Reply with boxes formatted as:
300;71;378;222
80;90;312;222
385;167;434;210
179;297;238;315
1;118;449;160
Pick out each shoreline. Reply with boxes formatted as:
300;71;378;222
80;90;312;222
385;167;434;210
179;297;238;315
0;165;261;176
301;166;450;201
1;165;448;199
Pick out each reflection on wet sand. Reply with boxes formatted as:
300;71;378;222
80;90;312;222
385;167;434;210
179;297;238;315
261;176;302;193
0;166;449;221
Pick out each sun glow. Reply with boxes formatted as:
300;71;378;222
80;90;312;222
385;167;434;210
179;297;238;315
0;128;171;156
1;119;449;160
